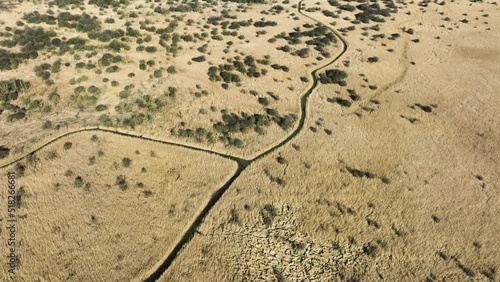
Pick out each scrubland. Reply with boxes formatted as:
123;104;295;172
0;0;499;280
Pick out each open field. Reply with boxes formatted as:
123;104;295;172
160;0;500;281
0;0;499;280
0;131;236;281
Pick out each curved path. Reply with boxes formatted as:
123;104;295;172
0;1;348;281
145;1;348;279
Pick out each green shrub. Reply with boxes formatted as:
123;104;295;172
166;87;176;97
258;97;269;106
167;66;176;74
122;157;132;167
36;70;51;80
29;100;41;110
74;86;85;94
153;69;162;78
74;176;84;187
88;85;100;94
116;175;128;190
95;104;108;111
118;91;129;99
319;69;348;85
48;90;61;104
63;142;73;149
192;55;206;62
98;114;113;126
105;65;119;73
0;146;10;159
8;111;26;122
108;40;129;52
51;59;62;73
145;46;157;53
327;97;351;107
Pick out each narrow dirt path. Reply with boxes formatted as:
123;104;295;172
0;1;349;280
142;1;348;280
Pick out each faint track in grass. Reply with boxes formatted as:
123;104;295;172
142;1;348;280
0;1;348;280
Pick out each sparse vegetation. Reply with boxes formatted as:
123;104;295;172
0;146;10;159
115;175;128;190
0;2;498;281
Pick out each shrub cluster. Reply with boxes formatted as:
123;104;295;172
318;69;348;86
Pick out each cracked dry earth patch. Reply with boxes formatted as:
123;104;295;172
205;204;367;281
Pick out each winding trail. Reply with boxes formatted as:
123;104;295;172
0;1;348;281
144;1;348;279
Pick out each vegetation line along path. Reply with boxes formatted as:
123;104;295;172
0;1;348;280
142;1;348;280
0;126;246;170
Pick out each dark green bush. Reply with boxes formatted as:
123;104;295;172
258;97;269;106
8;110;26;122
153;69;162;78
319;69;348;85
105;65;119;73
0;146;10;159
98;114;113;126
167;66;176;74
63;142;73;149
74;86;85;94
51;59;62;73
74;176;84;187
121;157;131;167
95;104;108;111
145;46;157;53
192;55;206;62
327;97;351;107
88;85;100;94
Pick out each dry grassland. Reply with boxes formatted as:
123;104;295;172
0;131;236;281
0;0;340;160
161;0;500;281
0;0;498;280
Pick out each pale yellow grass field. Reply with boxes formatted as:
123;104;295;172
0;0;499;280
161;1;500;281
0;131;236;281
